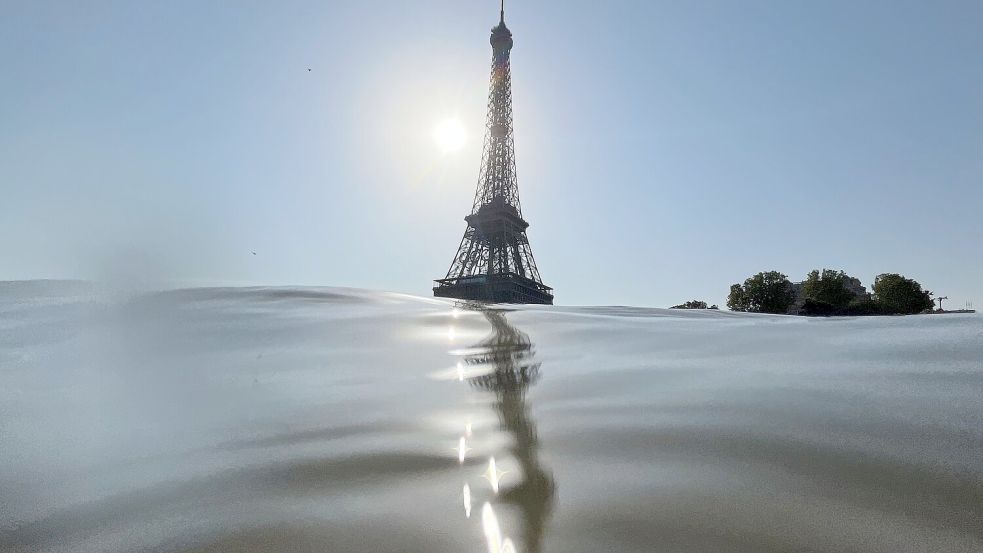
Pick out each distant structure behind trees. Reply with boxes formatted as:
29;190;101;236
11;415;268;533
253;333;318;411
670;300;719;310
727;269;936;316
796;269;877;315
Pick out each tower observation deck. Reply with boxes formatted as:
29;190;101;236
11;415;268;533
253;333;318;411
433;4;554;305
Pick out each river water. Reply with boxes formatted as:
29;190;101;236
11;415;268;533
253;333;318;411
2;282;981;552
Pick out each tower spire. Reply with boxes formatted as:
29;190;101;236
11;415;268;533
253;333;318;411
433;7;553;305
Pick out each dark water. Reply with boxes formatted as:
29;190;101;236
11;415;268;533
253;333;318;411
1;282;982;552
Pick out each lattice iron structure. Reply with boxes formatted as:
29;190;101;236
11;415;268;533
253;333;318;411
434;5;553;305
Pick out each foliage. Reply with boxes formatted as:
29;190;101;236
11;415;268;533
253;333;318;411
844;297;881;316
801;297;881;316
872;273;933;314
799;298;836;316
801;269;856;309
727;271;796;314
727;284;748;311
671;300;708;309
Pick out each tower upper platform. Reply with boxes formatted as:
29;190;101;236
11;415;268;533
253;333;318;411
491;19;513;51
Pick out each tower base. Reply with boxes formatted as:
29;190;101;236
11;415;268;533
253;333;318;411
434;273;553;305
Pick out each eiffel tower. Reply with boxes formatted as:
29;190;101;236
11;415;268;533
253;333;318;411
433;3;554;305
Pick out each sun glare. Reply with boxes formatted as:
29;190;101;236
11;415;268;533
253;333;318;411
433;118;466;154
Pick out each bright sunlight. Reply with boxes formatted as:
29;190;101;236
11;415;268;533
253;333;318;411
433;117;466;154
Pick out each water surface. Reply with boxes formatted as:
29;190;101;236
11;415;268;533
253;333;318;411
1;282;981;552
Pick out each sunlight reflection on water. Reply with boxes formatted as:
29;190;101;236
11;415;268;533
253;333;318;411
445;304;555;553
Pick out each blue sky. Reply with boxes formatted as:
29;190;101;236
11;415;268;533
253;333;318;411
2;1;981;308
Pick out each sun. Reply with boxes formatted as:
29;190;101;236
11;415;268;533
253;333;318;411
433;118;466;154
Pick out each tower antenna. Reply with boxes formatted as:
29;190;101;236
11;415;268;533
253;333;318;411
500;0;505;23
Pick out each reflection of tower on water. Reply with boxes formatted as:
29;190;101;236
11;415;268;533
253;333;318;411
463;308;555;553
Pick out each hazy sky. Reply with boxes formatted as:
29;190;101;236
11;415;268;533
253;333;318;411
2;1;981;308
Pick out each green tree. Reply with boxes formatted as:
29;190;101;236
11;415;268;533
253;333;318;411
872;273;933;314
727;284;748;311
727;271;795;314
801;269;856;309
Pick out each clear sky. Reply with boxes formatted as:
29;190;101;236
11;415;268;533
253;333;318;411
2;1;981;308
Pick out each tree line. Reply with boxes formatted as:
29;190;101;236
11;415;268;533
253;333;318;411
725;270;934;315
